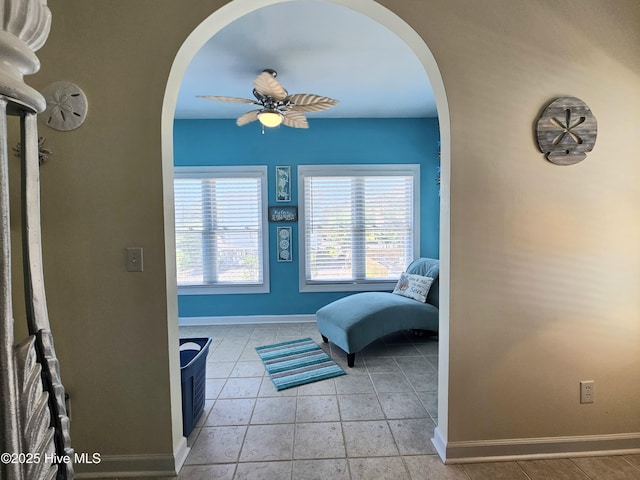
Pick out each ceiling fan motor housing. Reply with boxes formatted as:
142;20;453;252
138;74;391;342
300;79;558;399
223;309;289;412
199;69;338;130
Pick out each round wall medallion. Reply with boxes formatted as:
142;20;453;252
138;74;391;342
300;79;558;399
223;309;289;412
41;81;88;131
536;96;597;165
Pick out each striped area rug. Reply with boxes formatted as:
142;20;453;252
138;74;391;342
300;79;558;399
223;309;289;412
256;337;346;391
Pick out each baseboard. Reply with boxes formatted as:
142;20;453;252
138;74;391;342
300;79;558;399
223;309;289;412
433;427;640;464
432;426;448;460
173;436;190;473
179;314;317;326
74;450;183;479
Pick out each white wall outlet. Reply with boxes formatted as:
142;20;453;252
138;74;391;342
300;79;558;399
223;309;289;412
580;380;595;404
126;247;144;272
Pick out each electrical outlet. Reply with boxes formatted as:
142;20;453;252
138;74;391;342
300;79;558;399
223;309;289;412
580;380;595;404
126;247;144;272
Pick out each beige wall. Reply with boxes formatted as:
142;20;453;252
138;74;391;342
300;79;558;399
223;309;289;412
11;0;228;465
10;0;639;472
398;0;640;443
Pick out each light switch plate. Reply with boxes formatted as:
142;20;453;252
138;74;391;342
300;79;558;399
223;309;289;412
126;247;144;272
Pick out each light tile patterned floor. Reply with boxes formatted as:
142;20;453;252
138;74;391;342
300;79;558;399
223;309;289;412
176;323;640;480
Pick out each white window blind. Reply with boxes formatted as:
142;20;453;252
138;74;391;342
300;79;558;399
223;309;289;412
299;164;419;291
174;166;268;294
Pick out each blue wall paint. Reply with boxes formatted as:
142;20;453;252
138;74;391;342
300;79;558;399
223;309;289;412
174;118;440;317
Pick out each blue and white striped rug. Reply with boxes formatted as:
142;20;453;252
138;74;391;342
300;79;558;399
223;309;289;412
256;337;346;391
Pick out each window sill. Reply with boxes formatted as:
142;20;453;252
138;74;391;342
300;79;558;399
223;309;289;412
178;284;270;295
299;281;395;293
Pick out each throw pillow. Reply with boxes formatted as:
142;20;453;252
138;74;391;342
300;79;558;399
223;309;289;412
392;273;434;303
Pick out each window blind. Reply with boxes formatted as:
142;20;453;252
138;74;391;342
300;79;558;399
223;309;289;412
174;175;263;287
303;171;415;284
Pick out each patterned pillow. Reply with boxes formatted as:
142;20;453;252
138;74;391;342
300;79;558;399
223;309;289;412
392;273;434;303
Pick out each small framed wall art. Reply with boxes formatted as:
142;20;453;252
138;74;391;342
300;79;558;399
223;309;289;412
275;165;291;202
277;226;292;262
269;206;297;222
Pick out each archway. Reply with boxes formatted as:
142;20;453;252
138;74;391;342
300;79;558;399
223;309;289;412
161;0;451;462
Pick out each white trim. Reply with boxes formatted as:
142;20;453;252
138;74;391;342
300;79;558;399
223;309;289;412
179;314;317;326
432;426;448;461
178;284;270;295
297;163;421;176
162;0;451;459
74;452;180;478
299;281;397;294
174;165;266;178
173;436;190;473
174;165;270;295
433;428;640;464
297;163;420;293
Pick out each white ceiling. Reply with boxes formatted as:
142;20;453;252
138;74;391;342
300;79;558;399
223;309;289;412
174;1;437;120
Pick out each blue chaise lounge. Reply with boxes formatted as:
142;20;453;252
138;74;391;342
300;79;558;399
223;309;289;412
316;257;439;367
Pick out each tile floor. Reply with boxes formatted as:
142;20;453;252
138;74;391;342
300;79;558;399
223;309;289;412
176;322;640;480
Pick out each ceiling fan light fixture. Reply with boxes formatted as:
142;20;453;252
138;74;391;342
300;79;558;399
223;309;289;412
257;110;283;128
200;70;338;132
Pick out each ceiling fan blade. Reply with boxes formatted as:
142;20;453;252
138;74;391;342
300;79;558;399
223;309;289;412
253;72;287;101
236;109;261;126
198;95;258;104
282;110;309;129
286;94;339;112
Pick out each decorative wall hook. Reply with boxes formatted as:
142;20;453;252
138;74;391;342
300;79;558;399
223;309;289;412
536;96;597;165
13;136;52;165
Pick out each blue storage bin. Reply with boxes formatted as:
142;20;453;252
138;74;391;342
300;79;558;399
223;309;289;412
180;337;212;436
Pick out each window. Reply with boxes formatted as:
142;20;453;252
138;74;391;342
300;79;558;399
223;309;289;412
174;166;269;294
299;164;419;292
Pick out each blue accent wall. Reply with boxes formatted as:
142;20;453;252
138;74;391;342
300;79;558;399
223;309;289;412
174;118;440;318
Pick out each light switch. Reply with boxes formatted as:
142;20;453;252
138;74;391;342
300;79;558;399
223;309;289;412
126;247;144;272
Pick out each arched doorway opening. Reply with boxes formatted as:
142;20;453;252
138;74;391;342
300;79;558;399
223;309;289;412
161;0;451;460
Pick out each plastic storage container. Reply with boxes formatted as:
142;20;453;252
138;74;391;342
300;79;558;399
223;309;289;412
179;337;212;436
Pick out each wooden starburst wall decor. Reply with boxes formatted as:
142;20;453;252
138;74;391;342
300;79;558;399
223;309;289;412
536;96;597;165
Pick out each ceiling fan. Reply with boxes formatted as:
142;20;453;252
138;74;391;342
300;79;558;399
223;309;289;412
198;69;338;130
